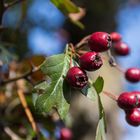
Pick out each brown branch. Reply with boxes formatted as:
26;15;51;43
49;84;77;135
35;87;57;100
1;66;41;85
16;80;38;133
4;0;26;10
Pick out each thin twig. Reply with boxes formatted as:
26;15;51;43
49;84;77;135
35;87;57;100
69;52;73;68
107;50;117;67
77;50;88;55
4;126;23;140
107;50;124;73
69;43;75;53
16;80;38;133
4;0;26;10
103;91;118;101
75;53;80;58
75;35;91;50
1;66;41;85
68;43;75;67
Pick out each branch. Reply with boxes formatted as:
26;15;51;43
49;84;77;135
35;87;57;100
1;66;41;85
16;80;38;133
4;0;26;10
4;126;23;140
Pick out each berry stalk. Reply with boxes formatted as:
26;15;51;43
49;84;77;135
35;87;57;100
103;91;118;101
75;35;91;49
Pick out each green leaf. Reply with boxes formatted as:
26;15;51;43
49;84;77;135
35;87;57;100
95;118;106;140
81;83;97;101
51;0;79;15
93;76;107;140
93;76;104;94
35;49;71;120
97;96;106;132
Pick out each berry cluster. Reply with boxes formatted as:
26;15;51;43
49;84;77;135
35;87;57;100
66;32;111;88
118;92;140;126
110;32;130;56
110;32;140;83
66;31;140;127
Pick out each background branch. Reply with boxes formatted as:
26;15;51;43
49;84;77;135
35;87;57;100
4;126;23;140
16;80;38;133
1;66;41;85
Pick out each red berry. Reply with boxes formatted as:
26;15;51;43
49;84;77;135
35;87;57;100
60;128;72;140
110;32;122;43
125;68;140;83
113;42;130;56
125;108;140;126
66;66;88;88
117;92;140;109
88;32;112;52
79;52;103;71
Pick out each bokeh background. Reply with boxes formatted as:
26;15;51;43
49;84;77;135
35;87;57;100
1;0;140;140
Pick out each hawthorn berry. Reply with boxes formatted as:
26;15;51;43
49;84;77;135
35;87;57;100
113;42;130;56
88;32;112;52
117;91;140;109
60;128;72;140
79;52;103;71
110;32;122;43
66;66;88;88
125;108;140;126
125;68;140;83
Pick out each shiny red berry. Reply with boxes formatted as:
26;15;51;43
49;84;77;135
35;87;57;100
113;42;130;56
88;32;112;52
125;68;140;83
117;92;140;109
125;108;140;126
110;32;122;43
66;66;88;88
60;128;72;140
79;52;103;71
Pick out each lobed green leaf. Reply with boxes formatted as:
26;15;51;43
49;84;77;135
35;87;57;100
35;48;71;120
